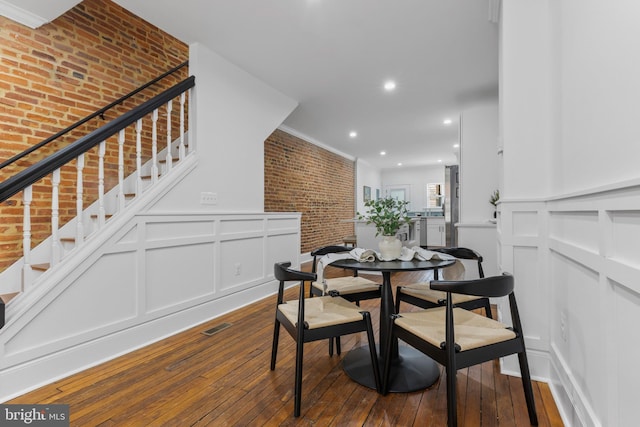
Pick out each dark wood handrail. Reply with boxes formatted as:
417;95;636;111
0;75;195;203
0;61;189;171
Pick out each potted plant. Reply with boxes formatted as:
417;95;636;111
358;196;411;260
489;189;500;218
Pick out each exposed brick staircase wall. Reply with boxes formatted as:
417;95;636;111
0;0;189;273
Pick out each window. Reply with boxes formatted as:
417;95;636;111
383;185;411;206
389;188;406;201
427;183;443;208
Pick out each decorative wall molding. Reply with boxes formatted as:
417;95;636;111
0;211;300;401
498;183;640;427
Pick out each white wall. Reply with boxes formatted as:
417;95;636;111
381;165;444;212
355;159;381;215
459;100;499;223
457;99;499;279
500;0;553;200
500;2;640;427
149;43;298;212
555;0;640;194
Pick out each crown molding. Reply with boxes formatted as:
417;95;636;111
277;124;356;162
0;0;48;28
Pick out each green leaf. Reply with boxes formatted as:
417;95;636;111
357;196;411;237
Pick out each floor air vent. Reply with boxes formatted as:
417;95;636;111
202;322;232;336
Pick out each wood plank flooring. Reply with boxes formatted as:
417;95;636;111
8;264;564;426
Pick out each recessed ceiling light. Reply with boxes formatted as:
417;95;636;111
453;143;460;148
443;118;452;125
383;80;396;91
349;131;357;138
380;151;386;156
397;163;403;166
438;159;443;163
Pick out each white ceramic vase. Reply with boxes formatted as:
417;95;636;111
378;235;402;260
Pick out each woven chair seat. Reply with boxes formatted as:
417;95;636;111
395;307;516;351
279;296;365;329
311;276;379;295
401;282;485;304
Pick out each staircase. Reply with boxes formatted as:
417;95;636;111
0;72;195;330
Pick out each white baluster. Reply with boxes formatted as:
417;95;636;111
187;88;193;154
118;129;125;212
179;92;185;160
151;109;159;183
76;154;85;247
51;169;61;266
165;100;173;172
22;185;33;290
98;141;106;228
135;119;143;196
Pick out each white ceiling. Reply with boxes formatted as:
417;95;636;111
12;0;499;170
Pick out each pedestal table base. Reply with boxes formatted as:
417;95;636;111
342;345;440;392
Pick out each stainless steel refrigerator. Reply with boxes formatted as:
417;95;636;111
444;165;459;247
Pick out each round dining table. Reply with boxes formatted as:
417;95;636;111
330;257;455;392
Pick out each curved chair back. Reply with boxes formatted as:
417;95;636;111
434;247;484;278
275;261;316;283
430;273;513;298
310;245;352;273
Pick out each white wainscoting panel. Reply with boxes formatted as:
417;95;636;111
551;251;603;420
549;211;599;254
146;220;214;241
609;210;640;269
117;224;138;245
0;211;300;401
612;278;640;427
219;237;264;291
266;232;302;278
512;210;538;237
267;216;301;232
456;222;498;278
220;218;264;234
146;242;216;312
499;182;640;427
3;251;138;363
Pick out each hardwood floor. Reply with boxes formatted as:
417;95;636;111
9;265;564;426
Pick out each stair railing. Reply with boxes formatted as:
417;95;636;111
0;74;195;297
0;61;190;172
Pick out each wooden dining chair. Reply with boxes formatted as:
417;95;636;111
395;247;493;318
270;261;381;417
382;274;538;427
309;245;381;355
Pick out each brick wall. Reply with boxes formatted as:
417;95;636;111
264;129;355;254
0;0;189;271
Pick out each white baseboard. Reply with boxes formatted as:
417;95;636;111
548;343;601;427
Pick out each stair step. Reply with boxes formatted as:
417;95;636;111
32;263;50;272
90;214;113;220
140;174;160;181
0;292;19;304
